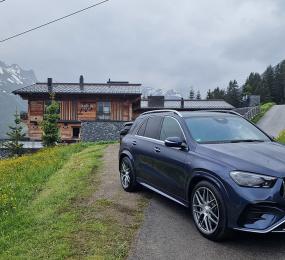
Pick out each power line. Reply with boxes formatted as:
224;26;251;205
0;0;110;43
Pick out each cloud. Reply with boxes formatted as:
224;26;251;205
0;0;284;97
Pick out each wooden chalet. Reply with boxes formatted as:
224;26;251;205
13;77;141;141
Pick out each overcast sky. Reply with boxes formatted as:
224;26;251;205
0;0;285;97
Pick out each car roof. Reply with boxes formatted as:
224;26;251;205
180;111;238;117
139;110;240;119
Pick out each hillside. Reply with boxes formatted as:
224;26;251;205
0;61;36;138
0;143;147;259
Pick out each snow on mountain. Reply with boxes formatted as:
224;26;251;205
142;86;182;99
0;61;36;90
0;60;37;138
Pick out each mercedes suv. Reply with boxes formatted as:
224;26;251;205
118;110;285;241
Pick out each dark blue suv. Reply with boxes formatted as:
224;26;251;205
119;110;285;241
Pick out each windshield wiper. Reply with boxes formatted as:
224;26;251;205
229;139;265;143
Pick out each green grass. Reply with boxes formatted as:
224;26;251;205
0;142;147;259
0;143;102;258
251;102;276;124
277;130;285;144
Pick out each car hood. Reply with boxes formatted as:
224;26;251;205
196;141;285;178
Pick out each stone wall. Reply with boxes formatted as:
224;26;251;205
0;149;11;159
81;121;125;142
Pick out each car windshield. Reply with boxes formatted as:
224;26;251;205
185;115;270;144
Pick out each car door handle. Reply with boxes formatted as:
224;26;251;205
132;141;137;146
154;147;161;153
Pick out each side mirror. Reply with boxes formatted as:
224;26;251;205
120;128;129;136
165;137;187;149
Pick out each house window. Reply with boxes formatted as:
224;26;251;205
97;101;111;120
72;127;80;138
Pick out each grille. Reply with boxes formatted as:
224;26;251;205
238;203;285;226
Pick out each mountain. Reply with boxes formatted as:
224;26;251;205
0;61;36;138
142;86;182;99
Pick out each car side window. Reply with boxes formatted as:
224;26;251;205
160;117;184;141
137;118;148;136
144;116;163;140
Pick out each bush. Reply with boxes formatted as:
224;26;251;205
277;130;285;144
251;102;276;124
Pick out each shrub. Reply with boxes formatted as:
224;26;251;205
277;130;285;144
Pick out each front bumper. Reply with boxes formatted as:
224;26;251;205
227;178;285;233
235;218;285;233
234;203;285;233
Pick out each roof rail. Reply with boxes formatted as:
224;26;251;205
141;109;182;117
198;110;242;116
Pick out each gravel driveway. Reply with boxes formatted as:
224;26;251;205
121;110;285;260
128;191;285;260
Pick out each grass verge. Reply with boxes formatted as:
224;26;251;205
0;143;101;258
0;143;147;259
251;102;276;124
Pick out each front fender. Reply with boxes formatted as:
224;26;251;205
119;149;134;165
186;170;230;205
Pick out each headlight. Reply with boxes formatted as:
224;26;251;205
230;171;277;188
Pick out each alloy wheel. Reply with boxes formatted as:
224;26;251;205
120;161;131;189
192;187;220;234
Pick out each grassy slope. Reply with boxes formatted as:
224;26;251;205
0;143;98;258
0;143;146;259
251;102;276;124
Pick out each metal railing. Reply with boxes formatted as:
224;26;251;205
234;106;260;120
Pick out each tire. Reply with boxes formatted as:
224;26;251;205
120;156;139;192
191;180;230;241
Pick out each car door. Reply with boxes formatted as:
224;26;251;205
152;116;188;201
131;116;163;186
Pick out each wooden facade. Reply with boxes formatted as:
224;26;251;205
25;96;137;141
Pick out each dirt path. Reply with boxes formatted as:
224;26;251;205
78;144;149;258
87;143;144;210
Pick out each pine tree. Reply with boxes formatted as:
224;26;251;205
242;73;262;96
272;61;285;104
41;95;60;147
225;80;241;107
189;87;195;100
272;64;283;104
262;65;274;102
212;87;226;99
4;110;25;156
196;90;201;100
206;89;212;100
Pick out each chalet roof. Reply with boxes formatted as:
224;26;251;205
13;82;142;96
140;99;234;110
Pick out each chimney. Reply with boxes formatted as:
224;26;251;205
47;78;53;93
80;75;84;91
